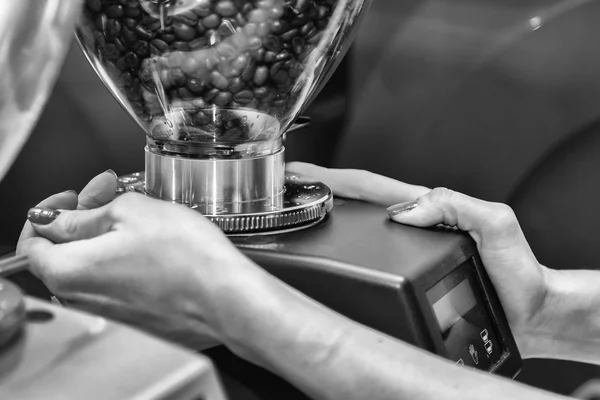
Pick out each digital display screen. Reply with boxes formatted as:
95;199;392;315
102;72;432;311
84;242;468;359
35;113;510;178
426;258;505;369
431;279;477;333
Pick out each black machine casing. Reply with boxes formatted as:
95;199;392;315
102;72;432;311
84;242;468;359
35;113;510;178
234;198;523;378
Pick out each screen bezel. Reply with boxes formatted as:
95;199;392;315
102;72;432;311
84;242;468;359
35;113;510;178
411;241;522;378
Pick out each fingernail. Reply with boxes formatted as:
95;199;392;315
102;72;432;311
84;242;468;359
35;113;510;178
387;201;418;217
105;169;118;179
64;190;78;195
27;207;61;225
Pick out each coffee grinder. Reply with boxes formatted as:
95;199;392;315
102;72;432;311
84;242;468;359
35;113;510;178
75;0;523;379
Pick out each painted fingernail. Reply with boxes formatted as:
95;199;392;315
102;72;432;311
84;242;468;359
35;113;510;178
387;201;418;217
27;207;61;225
105;169;117;179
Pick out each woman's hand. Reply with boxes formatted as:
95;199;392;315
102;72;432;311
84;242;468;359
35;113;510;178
16;171;271;351
286;162;550;358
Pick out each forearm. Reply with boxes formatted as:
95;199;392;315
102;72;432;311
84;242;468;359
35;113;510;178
522;268;600;364
217;269;568;400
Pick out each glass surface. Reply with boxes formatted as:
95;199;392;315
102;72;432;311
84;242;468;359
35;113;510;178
75;0;370;157
0;0;82;181
427;259;505;369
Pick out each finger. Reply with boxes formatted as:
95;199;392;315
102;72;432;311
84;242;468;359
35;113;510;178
286;162;430;206
16;191;79;255
77;169;119;210
387;188;529;251
27;205;114;244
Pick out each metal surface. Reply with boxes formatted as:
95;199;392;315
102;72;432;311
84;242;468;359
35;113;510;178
145;146;286;211
0;297;228;399
118;169;333;235
0;0;82;182
0;279;25;350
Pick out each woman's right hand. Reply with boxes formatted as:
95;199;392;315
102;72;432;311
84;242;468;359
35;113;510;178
286;162;552;359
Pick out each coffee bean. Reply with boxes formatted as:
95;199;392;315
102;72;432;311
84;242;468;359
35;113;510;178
253;86;269;99
124;7;141;18
264;51;277;63
269;62;283;76
86;0;102;12
292;37;304;55
174;11;199;25
151;38;169;52
99;43;120;60
214;92;233;106
281;29;299;41
172;41;191;51
272;69;288;84
106;4;124;19
134;25;154;40
234;90;254;104
124;51;139;68
270;20;289;35
161;33;176;43
178;87;194;99
256;22;270;37
202;14;221;29
248;9;268;24
300;21;314;36
171;69;187;86
276;50;291;62
253;66;269;85
215;1;238;17
189;37;208;50
174;22;196;41
133;40;150;57
263;35;282;52
105;19;122;40
248;37;263;50
211;70;230;90
181;56;200;75
229;77;244;93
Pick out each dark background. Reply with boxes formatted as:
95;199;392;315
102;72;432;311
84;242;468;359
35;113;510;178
2;0;600;396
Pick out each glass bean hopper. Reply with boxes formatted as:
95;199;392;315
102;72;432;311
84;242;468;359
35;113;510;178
76;0;371;234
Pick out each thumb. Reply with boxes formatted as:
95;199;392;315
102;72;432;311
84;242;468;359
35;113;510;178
27;205;114;244
387;188;526;251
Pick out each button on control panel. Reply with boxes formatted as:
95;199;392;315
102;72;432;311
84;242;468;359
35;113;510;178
427;258;506;371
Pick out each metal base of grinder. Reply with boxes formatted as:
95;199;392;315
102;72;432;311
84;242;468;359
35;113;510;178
117;171;333;235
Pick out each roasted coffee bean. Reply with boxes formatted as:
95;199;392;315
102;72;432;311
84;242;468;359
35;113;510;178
269;62;283;76
171;69;187;86
187;78;205;93
214;92;233;106
272;69;288;84
174;22;196;40
248;37;263;50
189;37;208;50
134;25;154;40
161;33;176;43
256;22;270;37
281;29;299;41
276;50;291;62
293;0;311;14
215;1;238;17
300;21;314;36
124;51;139;68
229;77;244;93
264;51;277;63
253;86;269;99
211;70;230;90
234;90;254;104
292;37;304;55
263;35;282;52
151;38;169;52
172;41;191;51
248;9;268;24
124;7;141;18
304;26;317;40
114;38;127;53
317;5;329;19
202;14;221;29
260;90;277;103
98;43;120;60
105;19;122;40
174;11;199;25
133;40;150;57
289;62;302;78
253;66;269;86
106;4;124;19
86;0;103;12
178;87;194;99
